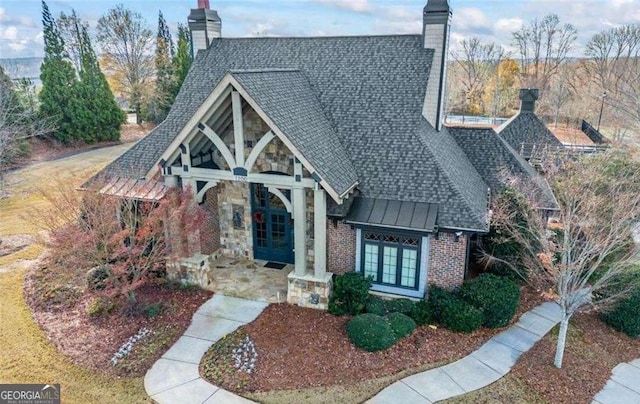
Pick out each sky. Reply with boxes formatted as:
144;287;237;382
0;0;639;59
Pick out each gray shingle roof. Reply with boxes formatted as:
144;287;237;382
496;112;563;152
96;35;490;231
231;70;357;196
449;126;558;210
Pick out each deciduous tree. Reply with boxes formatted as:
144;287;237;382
584;24;640;141
97;4;154;124
512;14;577;100
33;181;209;305
486;150;640;368
0;67;52;195
451;37;507;115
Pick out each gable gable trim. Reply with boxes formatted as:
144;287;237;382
227;73;352;204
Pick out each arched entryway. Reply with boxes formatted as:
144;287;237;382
250;182;294;264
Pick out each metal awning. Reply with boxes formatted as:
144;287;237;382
346;197;438;232
99;177;168;202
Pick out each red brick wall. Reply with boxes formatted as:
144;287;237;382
428;232;467;289
200;187;221;255
327;220;356;274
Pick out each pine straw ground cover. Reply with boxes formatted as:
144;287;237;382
200;287;543;402
24;261;212;377
445;312;640;404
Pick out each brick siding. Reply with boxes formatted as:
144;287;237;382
327;220;356;274
427;231;467;289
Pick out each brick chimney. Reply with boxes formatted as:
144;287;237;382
519;88;539;113
188;0;221;57
422;0;452;132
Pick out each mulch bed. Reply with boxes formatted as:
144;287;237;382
202;286;545;393
512;312;640;404
24;262;212;377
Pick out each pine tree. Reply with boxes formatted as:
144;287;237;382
146;11;176;123
173;23;192;96
39;0;80;142
77;25;125;142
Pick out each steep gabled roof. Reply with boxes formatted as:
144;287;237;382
450;126;558;210
496;112;563;152
96;35;490;231
230;69;357;196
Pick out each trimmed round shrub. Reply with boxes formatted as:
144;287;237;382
329;273;373;316
460;274;520;328
601;289;640;338
385;298;415;314
347;313;398;352
410;300;433;326
366;295;388;316
439;296;484;333
386;312;417;339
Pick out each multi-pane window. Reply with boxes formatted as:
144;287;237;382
360;231;421;290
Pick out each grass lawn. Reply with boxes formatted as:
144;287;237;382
0;143;149;403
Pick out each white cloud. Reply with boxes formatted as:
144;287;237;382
0;7;6;22
0;26;18;40
314;0;371;13
455;7;491;32
494;18;523;33
8;40;28;52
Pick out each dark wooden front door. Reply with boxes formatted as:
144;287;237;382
251;183;294;264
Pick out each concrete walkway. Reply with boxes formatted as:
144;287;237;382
144;294;268;404
593;359;640;404
368;301;562;404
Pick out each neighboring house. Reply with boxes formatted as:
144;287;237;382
497;89;564;159
92;0;555;309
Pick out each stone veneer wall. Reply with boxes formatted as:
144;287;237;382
200;187;221;255
218;181;253;259
427;232;467;289
327;220;356;274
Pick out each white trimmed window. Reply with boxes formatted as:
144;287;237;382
360;232;420;290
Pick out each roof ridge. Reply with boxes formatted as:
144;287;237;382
230;68;300;74
219;34;421;40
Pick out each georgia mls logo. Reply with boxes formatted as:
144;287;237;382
0;384;60;404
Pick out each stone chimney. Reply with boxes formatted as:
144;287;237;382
422;0;452;132
188;0;221;57
519;88;539;113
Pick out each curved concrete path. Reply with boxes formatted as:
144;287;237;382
593;359;640;404
144;294;267;404
367;301;562;404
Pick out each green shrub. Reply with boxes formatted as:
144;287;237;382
410;300;433;326
385;298;415;314
86;296;115;318
329;273;372;316
428;286;457;323
143;303;163;318
366;295;388;316
460;274;520;328
386;312;416;339
600;274;640;338
439;296;484;333
346;313;398;352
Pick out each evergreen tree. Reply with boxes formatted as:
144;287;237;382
173;23;192;96
77;25;125;142
39;0;80;142
146;11;176;123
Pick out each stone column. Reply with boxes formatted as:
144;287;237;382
313;188;327;277
293;186;307;276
